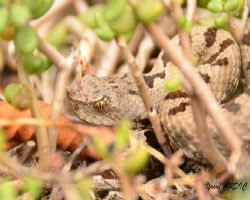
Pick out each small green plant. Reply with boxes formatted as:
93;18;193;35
21;53;51;75
199;0;244;29
0;0;54;75
92;120;149;176
46;22;68;48
134;0;164;24
76;178;94;200
178;15;192;33
21;0;54;19
0;130;6;153
14;26;38;54
0;181;17;200
80;0;164;42
4;83;32;110
23;177;42;199
164;68;183;92
10;3;32;27
123;146;149;174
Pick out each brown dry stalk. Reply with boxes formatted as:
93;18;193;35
242;0;249;34
38;37;67;70
96;41;120;76
38;36;73;152
171;0;228;170
146;23;242;172
186;0;197;22
0;40;16;71
118;41;171;157
32;0;73;29
229;17;242;42
48;68;72;152
16;61;50;171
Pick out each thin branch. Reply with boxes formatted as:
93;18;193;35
16;59;50;171
38;37;68;70
61;180;82;200
73;0;88;15
146;23;242;172
0;118;53;127
171;0;227;170
135;33;155;72
118;41;171;157
32;0;73;29
185;0;197;22
128;25;145;54
242;0;249;34
38;36;73;153
96;41;120;76
0;40;16;71
229;17;242;42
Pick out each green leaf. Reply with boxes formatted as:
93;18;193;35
95;11;115;41
0;7;9;33
135;0;164;24
0;0;8;6
10;3;31;27
0;130;6;153
24;177;42;199
95;27;115;41
164;71;182;92
0;25;15;41
178;16;192;33
92;134;110;158
109;4;137;35
21;0;44;13
207;0;223;13
198;0;210;8
104;0;126;21
21;0;54;19
232;0;244;16
4;83;21;104
224;0;239;12
46;22;68;47
0;182;17;200
14;25;38;54
76;178;93;200
4;83;32;110
115;119;131;150
118;28;135;43
223;180;249;200
124;146;149;174
21;53;51;75
214;13;229;28
79;4;105;29
198;18;215;27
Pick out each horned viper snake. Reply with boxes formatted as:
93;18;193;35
67;23;250;164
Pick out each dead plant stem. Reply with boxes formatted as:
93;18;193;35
38;36;73;153
146;23;241;172
118;41;171;157
16;60;50;171
172;0;228;170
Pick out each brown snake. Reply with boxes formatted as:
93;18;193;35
67;23;250;164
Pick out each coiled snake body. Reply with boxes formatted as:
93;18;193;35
67;24;250;164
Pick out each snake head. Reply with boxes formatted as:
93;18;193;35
67;74;146;126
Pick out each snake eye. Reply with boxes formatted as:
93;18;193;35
94;96;110;112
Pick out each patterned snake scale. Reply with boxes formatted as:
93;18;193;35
67;23;250;164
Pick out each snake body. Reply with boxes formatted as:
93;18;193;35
67;24;250;164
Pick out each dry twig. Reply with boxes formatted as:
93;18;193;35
16;60;50;171
96;41;120;76
146;23;242;173
118;41;171;157
171;0;228;170
38;36;73;153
